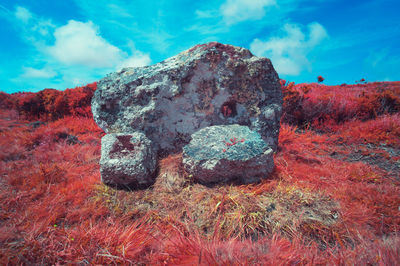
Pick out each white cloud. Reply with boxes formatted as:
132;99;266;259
117;41;151;69
46;20;151;70
11;10;152;90
47;20;121;68
106;3;133;18
220;0;276;25
307;22;329;46
12;5;55;44
250;22;328;75
14;6;32;23
32;19;54;36
21;66;57;78
118;52;151;69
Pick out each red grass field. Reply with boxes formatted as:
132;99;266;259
0;81;399;264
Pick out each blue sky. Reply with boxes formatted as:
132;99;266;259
0;0;399;93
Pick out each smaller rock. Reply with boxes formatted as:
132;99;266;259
100;132;157;188
182;124;274;184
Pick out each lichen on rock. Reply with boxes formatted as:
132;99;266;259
182;124;274;184
100;132;157;188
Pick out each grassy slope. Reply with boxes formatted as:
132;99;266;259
0;82;399;264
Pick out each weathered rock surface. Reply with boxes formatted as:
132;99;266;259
100;132;157;188
182;124;274;184
92;42;282;187
92;42;282;157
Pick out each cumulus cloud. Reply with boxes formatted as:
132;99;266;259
21;66;57;78
46;20;151;69
14;6;32;23
220;0;276;25
47;20;121;68
250;22;328;75
10;8;152;90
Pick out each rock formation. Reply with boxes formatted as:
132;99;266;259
100;133;157;188
92;42;282;187
182;124;274;184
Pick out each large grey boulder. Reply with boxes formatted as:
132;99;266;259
182;124;274;184
92;42;282;156
100;132;157;188
92;42;282;187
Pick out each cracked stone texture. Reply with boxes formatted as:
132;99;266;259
182;124;274;184
92;42;282;158
100;132;157;188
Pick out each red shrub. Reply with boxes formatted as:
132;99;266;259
0;92;17;109
16;92;46;120
65;82;97;117
281;81;400;130
7;82;97;121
